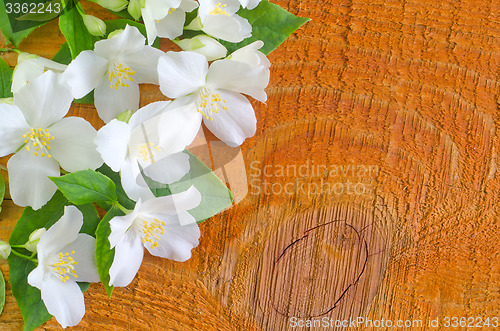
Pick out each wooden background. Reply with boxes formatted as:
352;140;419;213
1;0;499;329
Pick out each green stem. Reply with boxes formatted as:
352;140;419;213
114;201;131;214
74;0;86;17
10;244;26;248
10;249;38;264
0;48;21;54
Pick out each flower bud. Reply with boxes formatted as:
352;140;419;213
175;35;227;61
128;0;143;21
92;0;128;12
83;15;107;37
0;240;11;260
24;228;46;253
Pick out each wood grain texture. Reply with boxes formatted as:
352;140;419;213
1;0;499;330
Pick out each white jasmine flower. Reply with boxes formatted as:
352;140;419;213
174;34;227;61
0;71;102;210
142;0;198;44
157;50;269;146
62;25;163;123
95;101;197;201
188;0;251;43
108;186;201;287
27;206;100;328
11;52;67;94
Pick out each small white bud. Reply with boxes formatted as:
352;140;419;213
83;15;107;37
0;240;11;260
175;35;227;61
24;228;46;253
128;0;143;21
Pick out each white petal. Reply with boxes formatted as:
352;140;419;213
202;14;251;43
27;264;44;289
129;101;170;130
38;206;83;260
41;274;86;328
0;104;30;157
207;59;269;101
141;185;201;215
11;59;45;94
142;151;190;185
48;117;103;172
12;56;67;94
65;233;100;283
94;80;140;123
108;203;141;248
7;148;60;210
158;51;207;99
94;25;146;59
142;7;159;46
147;219;200;261
179;0;198;11
61;51;108;99
198;0;239;19
14;71;73;128
158;97;202;153
108;231;144;287
154;9;185;40
121;158;156;201
202;90;256;146
144;0;181;20
229;40;270;68
95;119;131;172
125;46;164;84
240;0;260;9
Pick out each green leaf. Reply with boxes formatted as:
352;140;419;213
97;164;136;210
59;6;98;59
8;256;51;331
76;203;100;236
52;42;72;64
109;7;135;21
0;0;47;46
220;0;310;55
15;0;63;22
105;19;160;49
77;282;90;292
144;152;233;223
0;58;13;98
0;270;5;315
50;170;118;205
95;206;121;297
8;191;67;331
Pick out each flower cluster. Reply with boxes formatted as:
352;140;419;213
0;0;307;328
